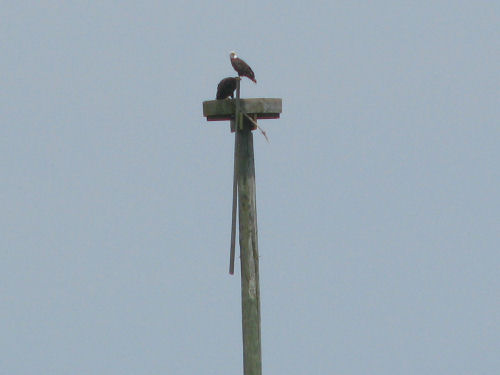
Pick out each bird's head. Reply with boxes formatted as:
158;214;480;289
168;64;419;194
229;51;237;59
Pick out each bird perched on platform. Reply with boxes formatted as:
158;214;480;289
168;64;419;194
230;51;256;83
216;77;237;100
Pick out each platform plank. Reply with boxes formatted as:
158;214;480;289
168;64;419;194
203;98;282;121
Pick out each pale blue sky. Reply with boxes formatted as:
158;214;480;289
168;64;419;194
1;1;499;374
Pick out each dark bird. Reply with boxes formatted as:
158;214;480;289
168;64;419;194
230;51;256;83
216;77;237;100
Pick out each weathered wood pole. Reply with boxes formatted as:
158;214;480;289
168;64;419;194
237;116;261;375
202;95;281;375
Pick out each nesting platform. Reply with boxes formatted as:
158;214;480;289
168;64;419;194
202;98;282;121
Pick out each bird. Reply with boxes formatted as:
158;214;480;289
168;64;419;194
229;51;256;83
216;77;237;100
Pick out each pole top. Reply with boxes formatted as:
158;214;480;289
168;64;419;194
203;98;282;122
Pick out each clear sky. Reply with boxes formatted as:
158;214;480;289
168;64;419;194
1;1;498;374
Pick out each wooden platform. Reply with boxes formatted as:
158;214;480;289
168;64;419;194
203;98;282;121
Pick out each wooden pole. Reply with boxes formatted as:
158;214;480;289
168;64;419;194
203;93;281;375
237;117;262;375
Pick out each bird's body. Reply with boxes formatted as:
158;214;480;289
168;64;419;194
230;51;256;83
216;77;237;100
